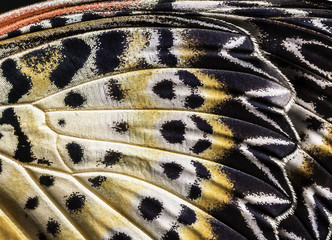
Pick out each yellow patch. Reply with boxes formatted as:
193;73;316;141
175;29;202;66
200;115;234;161
119;30;150;71
19;48;63;101
195;162;234;211
193;71;231;111
0;209;29;240
179;212;213;240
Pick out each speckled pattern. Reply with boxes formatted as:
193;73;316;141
0;1;331;240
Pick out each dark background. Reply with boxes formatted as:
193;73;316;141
1;0;43;14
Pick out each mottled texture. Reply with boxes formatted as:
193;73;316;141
0;1;331;240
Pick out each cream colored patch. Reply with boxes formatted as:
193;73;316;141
12;106;66;170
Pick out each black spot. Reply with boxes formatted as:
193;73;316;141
64;91;86;108
191;161;211;180
49;17;68;28
65;192;86;213
47;218;60;237
24;197;39;210
160;120;186;144
191;115;213;134
38;233;47;240
81;13;102;21
0;160;2;174
153;79;176;100
188;184;202;200
138;197;163;221
7;30;21;38
88;176;107;188
39;175;55;187
37;158;53;166
185;94;204;109
58;119;66;126
113;121;129;133
2;59;32;103
177;70;202;88
29;25;44;33
50;38;91;88
161;162;183;180
99;150;122;167
191;139;212;154
66;142;84;164
178;205;197;225
0;132;2;139
0;108;34;163
109;232;132;240
162;230;180;240
105;79;126;101
306;116;323;131
96;31;126;74
158;29;177;67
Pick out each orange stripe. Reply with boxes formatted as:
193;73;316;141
0;0;145;36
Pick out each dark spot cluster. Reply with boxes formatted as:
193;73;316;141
66;142;84;164
178;205;197;225
158;29;177;67
108;232;132;240
113;121;129;133
23;48;55;73
105;79;127;101
191;115;213;135
65;192;86;214
50;17;67;28
38;233;47;240
191;161;211;180
98;150;122;167
160;120;186;144
64;91;86;108
47;218;60;237
50;38;91;89
96;31;126;74
177;70;204;109
7;30;22;38
161;162;183;180
2;59;32;103
37;158;53;166
138;197;164;221
153;79;176;100
162;230;179;240
25;196;39;210
58;118;66;126
306;116;323;131
187;184;202;200
177;70;202;88
185;94;205;109
88;175;107;188
190;139;212;154
39;175;55;187
0;108;34;163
